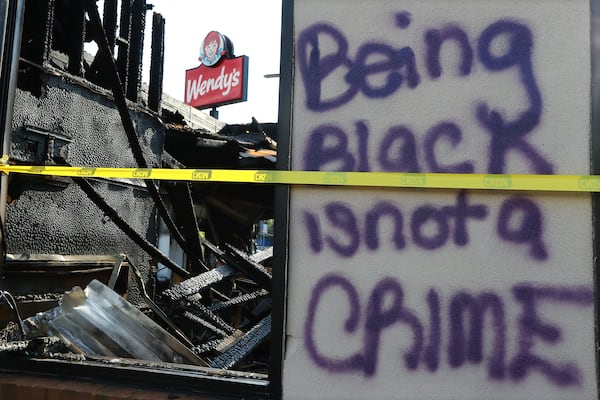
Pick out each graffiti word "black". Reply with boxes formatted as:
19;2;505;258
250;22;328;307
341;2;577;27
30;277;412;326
305;274;594;386
303;191;547;261
303;119;553;175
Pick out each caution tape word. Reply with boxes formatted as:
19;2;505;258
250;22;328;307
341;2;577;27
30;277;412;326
1;164;600;192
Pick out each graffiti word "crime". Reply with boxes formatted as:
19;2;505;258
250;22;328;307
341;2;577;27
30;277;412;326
305;274;594;386
303;191;548;260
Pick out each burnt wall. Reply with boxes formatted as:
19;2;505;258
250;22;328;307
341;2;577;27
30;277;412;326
5;74;165;300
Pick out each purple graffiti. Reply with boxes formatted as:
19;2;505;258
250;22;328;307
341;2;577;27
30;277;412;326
324;202;360;257
508;284;595;386
425;25;473;78
302;117;548;175
297;23;358;112
423;289;441;371
365;278;423;374
303;191;546;260
298;14;554;175
424;122;475;174
305;273;594;386
297;16;419;112
299;11;490;111
365;202;406;251
305;274;364;372
448;291;506;379
378;125;421;172
395;12;412;29
304;274;424;376
476;21;553;175
303;120;478;173
497;197;547;260
297;14;536;113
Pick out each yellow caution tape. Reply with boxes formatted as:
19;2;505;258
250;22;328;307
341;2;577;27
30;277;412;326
0;164;600;192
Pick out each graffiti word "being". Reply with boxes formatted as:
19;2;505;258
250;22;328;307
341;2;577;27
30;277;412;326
298;13;540;116
303;191;547;260
305;274;594;386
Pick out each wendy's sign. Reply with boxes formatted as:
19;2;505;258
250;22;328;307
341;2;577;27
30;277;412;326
185;31;248;109
185;56;248;109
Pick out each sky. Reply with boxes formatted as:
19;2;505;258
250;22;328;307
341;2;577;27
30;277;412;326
141;0;283;125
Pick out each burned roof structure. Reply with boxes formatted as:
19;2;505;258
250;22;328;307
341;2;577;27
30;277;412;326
163;119;276;253
0;0;279;398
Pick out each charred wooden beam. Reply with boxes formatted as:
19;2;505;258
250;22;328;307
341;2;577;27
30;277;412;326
198;240;271;290
57;0;86;75
83;0;117;86
148;12;164;112
125;0;146;102
209;314;271;370
162;264;234;301
162;245;273;301
223;244;272;290
191;339;221;355
129;261;194;348
182;310;229;338
0;340;28;353
165;181;207;273
115;0;131;90
102;0;117;51
20;0;55;65
248;246;273;266
187;300;236;336
209;289;269;313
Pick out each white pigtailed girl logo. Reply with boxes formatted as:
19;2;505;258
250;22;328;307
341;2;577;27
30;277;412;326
185;32;246;108
199;31;226;66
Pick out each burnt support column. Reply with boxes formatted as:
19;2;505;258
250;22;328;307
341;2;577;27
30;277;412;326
64;0;86;76
116;0;131;92
84;0;118;86
125;0;147;102
20;0;55;66
148;12;164;112
103;0;117;52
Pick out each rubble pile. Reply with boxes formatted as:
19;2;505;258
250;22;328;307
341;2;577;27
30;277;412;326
0;244;274;376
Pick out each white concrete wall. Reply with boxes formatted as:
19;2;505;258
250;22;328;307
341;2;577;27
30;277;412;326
284;1;595;399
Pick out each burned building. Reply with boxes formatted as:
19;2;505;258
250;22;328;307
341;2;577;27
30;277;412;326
0;0;280;398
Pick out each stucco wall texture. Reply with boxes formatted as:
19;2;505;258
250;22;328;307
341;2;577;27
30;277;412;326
5;75;165;299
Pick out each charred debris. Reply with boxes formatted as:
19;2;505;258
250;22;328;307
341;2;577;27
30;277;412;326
0;0;277;382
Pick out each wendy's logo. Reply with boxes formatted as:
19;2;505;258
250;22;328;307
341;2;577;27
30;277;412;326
199;31;232;67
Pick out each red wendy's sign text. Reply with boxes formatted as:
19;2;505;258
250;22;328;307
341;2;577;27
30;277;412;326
185;55;248;109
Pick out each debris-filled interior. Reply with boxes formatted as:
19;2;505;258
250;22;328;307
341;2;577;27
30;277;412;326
0;0;278;394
